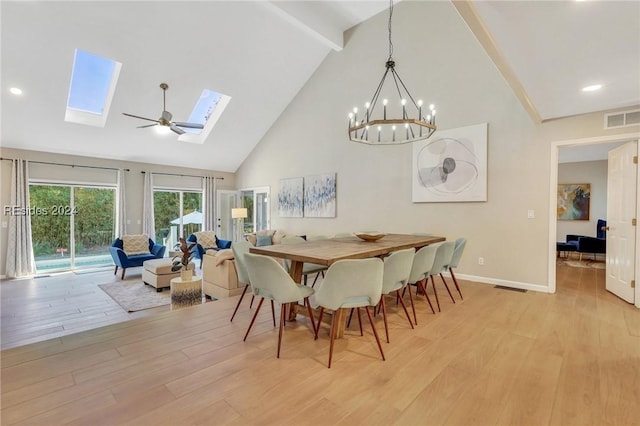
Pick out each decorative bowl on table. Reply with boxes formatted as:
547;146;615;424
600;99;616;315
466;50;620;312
355;232;386;242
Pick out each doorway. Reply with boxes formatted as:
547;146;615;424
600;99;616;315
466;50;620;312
549;132;640;308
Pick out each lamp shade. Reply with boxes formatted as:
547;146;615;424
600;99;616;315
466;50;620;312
231;208;248;219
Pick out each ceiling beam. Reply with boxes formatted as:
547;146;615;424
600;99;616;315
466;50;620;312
262;1;344;51
452;0;542;124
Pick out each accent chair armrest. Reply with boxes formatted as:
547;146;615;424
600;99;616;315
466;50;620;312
150;242;166;258
109;246;129;267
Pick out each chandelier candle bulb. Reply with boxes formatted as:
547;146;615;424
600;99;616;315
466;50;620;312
405;122;409;139
383;99;388;120
365;102;371;121
392;125;396;142
401;99;407;119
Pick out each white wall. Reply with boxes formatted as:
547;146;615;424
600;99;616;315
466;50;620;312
235;1;640;291
557;160;607;241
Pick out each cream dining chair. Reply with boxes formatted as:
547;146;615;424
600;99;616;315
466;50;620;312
243;253;316;358
427;241;456;312
405;243;439;323
379;248;416;343
313;257;385;368
229;241;274;324
445;237;467;300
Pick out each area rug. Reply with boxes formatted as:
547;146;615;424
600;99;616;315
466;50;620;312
98;280;169;312
557;258;606;269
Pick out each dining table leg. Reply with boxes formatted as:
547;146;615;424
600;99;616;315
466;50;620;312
287;260;305;321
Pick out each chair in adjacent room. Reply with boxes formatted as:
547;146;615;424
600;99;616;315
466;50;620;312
427;241;457;312
566;219;607;260
281;236;328;287
109;235;166;280
446;237;467;300
313;258;385;368
405;243;439;323
243;253;316;358
379;248;416;343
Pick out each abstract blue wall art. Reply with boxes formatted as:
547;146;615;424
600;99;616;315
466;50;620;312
278;177;303;218
304;173;336;218
412;123;488;202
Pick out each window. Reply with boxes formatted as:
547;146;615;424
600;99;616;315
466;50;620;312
30;184;116;272
241;187;270;234
153;190;202;250
65;49;122;127
178;89;231;144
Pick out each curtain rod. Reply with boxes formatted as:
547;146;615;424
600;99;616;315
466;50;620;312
0;157;129;172
141;171;224;180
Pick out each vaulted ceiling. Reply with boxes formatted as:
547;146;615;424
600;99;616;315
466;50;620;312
2;1;638;172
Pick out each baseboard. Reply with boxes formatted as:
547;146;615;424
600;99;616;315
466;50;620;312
454;273;552;294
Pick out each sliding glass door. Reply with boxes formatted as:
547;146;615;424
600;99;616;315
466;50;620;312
29;184;115;272
153;190;202;250
241;186;270;233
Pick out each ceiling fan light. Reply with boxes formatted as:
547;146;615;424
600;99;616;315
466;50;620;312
155;124;171;134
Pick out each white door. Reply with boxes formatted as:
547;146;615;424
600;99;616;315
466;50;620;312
606;142;637;303
216;190;239;241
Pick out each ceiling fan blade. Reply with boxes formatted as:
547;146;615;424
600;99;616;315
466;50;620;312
123;112;160;123
173;121;204;129
170;123;185;135
137;124;158;129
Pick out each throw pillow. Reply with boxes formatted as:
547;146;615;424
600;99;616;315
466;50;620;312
195;231;217;249
122;234;150;255
214;249;234;266
272;230;287;244
246;233;257;246
256;234;272;247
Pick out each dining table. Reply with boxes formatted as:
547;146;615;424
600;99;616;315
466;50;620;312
250;233;445;336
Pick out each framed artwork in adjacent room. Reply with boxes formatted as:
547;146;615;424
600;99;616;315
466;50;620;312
557;183;590;220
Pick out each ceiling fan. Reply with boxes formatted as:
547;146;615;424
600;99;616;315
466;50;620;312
122;83;204;135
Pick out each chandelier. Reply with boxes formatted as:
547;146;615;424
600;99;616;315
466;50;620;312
348;0;436;145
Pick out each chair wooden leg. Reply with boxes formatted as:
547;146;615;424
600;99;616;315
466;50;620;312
407;283;418;325
304;297;316;335
328;309;338;368
271;300;276;327
346;308;354;328
430;276;441;312
418;279;436;314
450;268;463;300
243;298;264;341
230;284;249;322
114;266;118;275
356;307;363;336
314;307;324;339
250;295;255;309
121;268;126;280
380;295;389;343
364;306;385;361
396;289;414;329
440;273;456;304
277;303;285;358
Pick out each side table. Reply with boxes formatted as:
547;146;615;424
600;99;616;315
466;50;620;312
170;276;203;309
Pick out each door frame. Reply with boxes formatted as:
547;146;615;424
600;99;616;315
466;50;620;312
548;131;640;308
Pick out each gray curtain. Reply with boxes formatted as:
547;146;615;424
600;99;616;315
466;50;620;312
5;159;36;277
142;172;155;240
116;168;127;237
202;176;216;231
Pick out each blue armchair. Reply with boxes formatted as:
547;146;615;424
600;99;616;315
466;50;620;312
110;237;166;279
186;233;232;263
566;219;607;260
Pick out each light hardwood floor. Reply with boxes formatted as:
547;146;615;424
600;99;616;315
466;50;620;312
1;262;639;425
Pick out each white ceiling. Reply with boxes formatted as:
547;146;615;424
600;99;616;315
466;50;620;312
2;1;639;172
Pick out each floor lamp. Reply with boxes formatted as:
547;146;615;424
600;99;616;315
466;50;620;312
231;208;248;242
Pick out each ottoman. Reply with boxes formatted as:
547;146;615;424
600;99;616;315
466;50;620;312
142;258;195;292
556;242;577;259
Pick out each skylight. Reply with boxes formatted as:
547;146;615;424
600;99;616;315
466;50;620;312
178;89;231;144
65;49;121;127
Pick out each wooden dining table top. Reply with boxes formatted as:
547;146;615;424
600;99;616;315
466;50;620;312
249;233;445;267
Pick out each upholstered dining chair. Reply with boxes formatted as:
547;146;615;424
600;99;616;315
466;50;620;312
281;236;328;287
379;248;416;343
243;253;316;358
229;241;274;323
446;238;467;300
405;243;439;323
313;258;385;368
427;241;456;312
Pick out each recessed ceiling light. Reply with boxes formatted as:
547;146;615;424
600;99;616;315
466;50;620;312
582;84;602;92
9;87;23;95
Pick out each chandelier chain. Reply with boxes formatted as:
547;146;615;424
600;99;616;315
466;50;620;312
388;0;394;60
